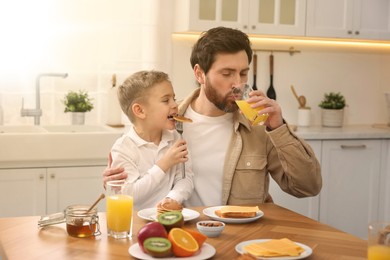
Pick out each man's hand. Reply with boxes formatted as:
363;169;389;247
102;152;127;188
247;89;284;130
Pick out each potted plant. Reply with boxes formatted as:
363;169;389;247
63;90;94;125
318;92;346;127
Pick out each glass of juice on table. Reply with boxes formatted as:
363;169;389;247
233;83;268;126
368;222;390;260
106;180;133;239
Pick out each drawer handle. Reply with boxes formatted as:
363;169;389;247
340;144;366;149
39;174;45;180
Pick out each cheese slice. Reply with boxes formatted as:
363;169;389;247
243;238;305;257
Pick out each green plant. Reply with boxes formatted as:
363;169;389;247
63;90;94;113
318;92;346;109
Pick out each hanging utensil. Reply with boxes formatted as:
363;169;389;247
252;53;258;90
267;53;276;100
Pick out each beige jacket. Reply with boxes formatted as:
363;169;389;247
179;89;322;205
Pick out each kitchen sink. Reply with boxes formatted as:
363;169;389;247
0;125;48;134
41;125;116;133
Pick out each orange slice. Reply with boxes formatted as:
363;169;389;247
168;228;199;257
182;228;207;247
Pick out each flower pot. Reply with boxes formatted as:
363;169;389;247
71;112;85;125
321;109;344;127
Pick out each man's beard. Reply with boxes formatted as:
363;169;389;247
204;78;239;113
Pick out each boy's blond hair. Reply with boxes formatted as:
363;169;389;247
118;70;170;122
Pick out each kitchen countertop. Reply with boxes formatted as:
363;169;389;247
294;124;390;140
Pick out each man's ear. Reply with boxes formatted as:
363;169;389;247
194;64;205;85
132;103;146;119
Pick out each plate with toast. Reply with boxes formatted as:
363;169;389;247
203;206;264;224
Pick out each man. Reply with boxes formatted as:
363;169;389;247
103;26;322;207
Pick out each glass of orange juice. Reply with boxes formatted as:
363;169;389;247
106;180;133;239
368;222;390;260
233;83;268;126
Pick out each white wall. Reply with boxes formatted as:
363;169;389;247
0;0;174;126
171;35;390;126
1;1;390;127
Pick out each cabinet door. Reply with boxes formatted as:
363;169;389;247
269;140;321;220
0;168;46;217
46;166;106;214
320;140;381;239
178;0;249;32
353;0;390;40
307;0;390;40
249;0;306;36
306;0;354;38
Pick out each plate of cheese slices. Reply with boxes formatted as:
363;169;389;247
235;238;313;259
203;205;264;224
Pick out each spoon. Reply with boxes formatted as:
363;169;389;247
298;95;307;108
86;193;105;213
291;85;306;108
75;193;105;226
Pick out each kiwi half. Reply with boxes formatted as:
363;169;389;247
143;237;172;258
157;211;184;231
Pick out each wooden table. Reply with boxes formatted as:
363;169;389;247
0;204;367;259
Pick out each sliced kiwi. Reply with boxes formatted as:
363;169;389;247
143;237;172;258
157;211;184;231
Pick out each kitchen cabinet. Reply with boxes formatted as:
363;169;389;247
174;0;306;36
0;168;46;217
306;0;390;40
0;166;105;217
320;139;382;239
380;140;390;222
269;140;321;220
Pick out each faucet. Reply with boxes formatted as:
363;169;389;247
21;73;68;125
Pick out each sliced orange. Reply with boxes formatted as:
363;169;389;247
182;228;207;247
168;228;199;257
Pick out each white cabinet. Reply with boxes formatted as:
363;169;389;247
320;140;382;239
306;0;390;40
46;166;105;214
379;140;390;224
0;168;46;217
269;140;321;220
0;166;105;217
174;0;306;36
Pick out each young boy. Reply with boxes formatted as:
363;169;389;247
111;70;194;210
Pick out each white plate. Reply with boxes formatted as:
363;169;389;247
128;242;216;260
137;208;200;222
235;239;313;259
202;206;264;224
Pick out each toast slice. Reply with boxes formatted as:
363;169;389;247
215;206;260;218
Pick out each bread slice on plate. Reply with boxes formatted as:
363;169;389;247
215;206;260;218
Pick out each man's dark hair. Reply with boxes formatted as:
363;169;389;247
190;26;253;74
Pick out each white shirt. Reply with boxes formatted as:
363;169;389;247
183;105;233;206
110;126;194;210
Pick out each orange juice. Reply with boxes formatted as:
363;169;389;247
236;100;268;126
368;245;390;260
107;194;133;232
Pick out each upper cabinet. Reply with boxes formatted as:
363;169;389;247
306;0;390;40
174;0;307;36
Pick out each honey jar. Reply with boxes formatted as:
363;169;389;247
65;205;100;238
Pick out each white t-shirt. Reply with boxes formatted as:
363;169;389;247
183;105;234;206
